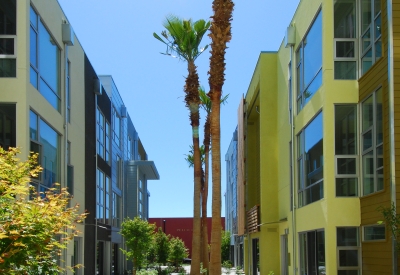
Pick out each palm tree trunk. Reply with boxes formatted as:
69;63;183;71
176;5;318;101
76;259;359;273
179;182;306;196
208;1;234;274
186;61;202;275
201;116;211;270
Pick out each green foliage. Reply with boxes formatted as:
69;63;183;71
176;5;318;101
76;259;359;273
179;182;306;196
120;217;156;275
222;260;232;274
168;237;188;270
268;271;275;275
152;227;170;266
153;15;210;62
378;202;400;251
200;262;207;275
235;266;244;275
0;147;87;274
221;230;231;262
185;145;205;167
136;269;158;275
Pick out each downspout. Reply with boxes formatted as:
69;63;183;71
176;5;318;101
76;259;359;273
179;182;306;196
63;40;69;275
289;45;297;275
386;0;397;274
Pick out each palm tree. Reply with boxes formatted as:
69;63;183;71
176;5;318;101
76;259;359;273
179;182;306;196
154;15;210;275
199;87;228;270
207;1;234;275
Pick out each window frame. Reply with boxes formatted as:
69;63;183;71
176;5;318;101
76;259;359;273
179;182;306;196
96;108;111;163
29;109;60;193
359;0;382;75
0;0;17;77
361;87;383;196
96;169;111;225
334;104;359;197
336;227;360;273
362;224;386;242
297;111;324;207
296;9;323;113
29;5;61;111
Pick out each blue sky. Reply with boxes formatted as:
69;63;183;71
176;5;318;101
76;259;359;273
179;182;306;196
58;0;299;218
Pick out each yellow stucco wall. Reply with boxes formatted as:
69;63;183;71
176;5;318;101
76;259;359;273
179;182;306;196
243;0;364;274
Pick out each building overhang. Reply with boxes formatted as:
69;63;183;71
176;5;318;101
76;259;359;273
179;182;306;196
130;160;160;180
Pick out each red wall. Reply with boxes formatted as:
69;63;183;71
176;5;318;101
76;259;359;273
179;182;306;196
148;217;225;258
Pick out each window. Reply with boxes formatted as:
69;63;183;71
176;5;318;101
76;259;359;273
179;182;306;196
112;193;121;227
96;169;110;224
334;0;357;79
337;227;360;274
116;155;122;189
30;6;60;111
96;108;110;163
289;141;293;211
360;0;381;75
299;230;325;275
361;88;383;195
67;141;74;195
298;112;323;207
112;107;120;145
335;105;358;196
0;104;16;149
127;136;133;160
30;110;60;193
296;10;322;112
0;0;16;77
66;60;71;123
363;225;385;241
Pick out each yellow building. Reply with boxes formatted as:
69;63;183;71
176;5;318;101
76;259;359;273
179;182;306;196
238;0;400;274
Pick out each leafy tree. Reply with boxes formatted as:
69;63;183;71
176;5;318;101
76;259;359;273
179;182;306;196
153;227;170;266
221;230;231;262
168;237;189;271
154;15;210;275
120;217;156;275
378;203;400;251
207;1;234;274
0;147;86;274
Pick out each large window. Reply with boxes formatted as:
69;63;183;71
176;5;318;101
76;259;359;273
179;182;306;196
334;0;357;79
66;60;71;123
299;230;325;275
363;225;385;241
112;107;121;145
97;108;110;163
298;112;323;207
96;169;110;224
337;227;360;274
335;105;358;196
30;110;60;193
0;104;16;149
30;6;60;111
112;193;121;227
296;10;322;112
361;88;383;195
360;0;381;75
0;0;16;77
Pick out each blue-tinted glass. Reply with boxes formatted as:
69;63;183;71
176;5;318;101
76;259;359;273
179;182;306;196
304;70;322;105
375;15;381;38
38;21;59;95
29;110;37;140
30;27;37;67
304;11;322;89
30;67;38;88
305;112;323;153
40;78;59;110
30;6;37;29
40;119;58;188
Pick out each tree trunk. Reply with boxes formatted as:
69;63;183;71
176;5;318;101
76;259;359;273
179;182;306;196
208;92;222;275
208;1;234;274
186;61;202;275
201;116;211;270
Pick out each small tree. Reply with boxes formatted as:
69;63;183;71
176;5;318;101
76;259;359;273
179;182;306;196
221;230;231;262
153;227;170;269
0;147;86;274
378;203;400;252
168;237;189;271
120;217;156;275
